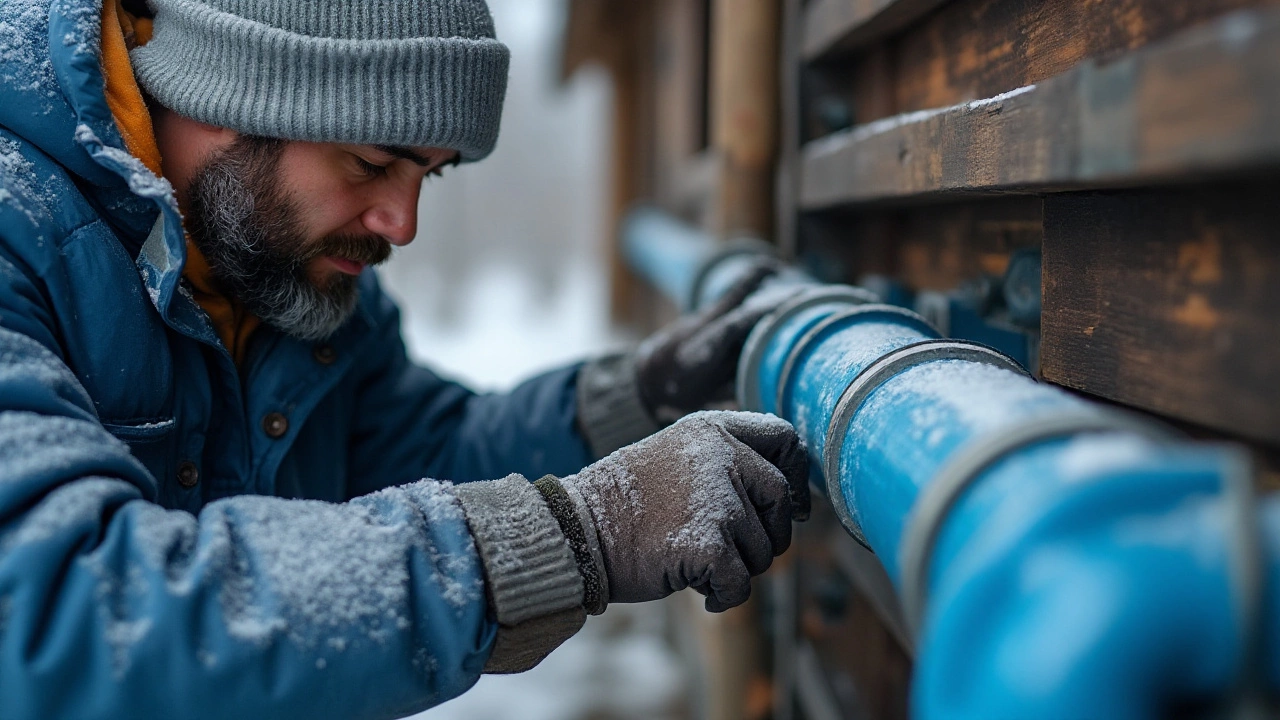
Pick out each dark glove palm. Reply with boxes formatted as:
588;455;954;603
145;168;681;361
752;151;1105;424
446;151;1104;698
562;411;810;612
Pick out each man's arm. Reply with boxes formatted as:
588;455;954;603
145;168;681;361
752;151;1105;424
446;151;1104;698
1;244;811;716
0;245;500;719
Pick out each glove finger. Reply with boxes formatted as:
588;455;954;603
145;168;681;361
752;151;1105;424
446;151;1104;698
697;259;781;322
712;412;811;520
673;295;778;377
703;551;753;612
676;278;807;372
727;437;796;557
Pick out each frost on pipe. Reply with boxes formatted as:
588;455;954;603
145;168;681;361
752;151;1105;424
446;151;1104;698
740;295;1276;718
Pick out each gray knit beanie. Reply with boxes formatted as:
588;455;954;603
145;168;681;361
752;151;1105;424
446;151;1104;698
130;0;510;161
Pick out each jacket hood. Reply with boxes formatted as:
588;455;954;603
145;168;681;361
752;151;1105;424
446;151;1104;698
0;0;181;251
1;0;197;332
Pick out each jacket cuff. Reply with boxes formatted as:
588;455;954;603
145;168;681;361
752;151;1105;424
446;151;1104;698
453;475;586;673
575;352;661;459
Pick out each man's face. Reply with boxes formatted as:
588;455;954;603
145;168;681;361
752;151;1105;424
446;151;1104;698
184;135;457;341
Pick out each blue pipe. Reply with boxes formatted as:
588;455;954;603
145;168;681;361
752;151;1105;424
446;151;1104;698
622;208;1278;718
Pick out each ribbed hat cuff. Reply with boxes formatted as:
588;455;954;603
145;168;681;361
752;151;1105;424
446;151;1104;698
130;0;509;161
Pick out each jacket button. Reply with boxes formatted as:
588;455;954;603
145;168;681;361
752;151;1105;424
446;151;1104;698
176;460;199;489
313;344;337;365
262;412;289;439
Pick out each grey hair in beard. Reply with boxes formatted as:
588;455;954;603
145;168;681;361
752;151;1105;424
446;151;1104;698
185;135;390;341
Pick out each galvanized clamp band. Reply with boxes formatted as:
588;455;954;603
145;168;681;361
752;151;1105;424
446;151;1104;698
735;285;877;411
821;340;1029;549
898;411;1174;639
685;238;777;312
1221;449;1269;720
774;304;936;422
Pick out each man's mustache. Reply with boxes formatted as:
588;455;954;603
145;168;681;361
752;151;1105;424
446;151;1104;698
306;233;393;267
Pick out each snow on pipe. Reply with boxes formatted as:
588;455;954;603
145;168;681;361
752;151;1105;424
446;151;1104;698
622;207;1280;718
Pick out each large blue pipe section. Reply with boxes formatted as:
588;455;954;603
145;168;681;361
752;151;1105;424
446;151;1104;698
622;208;1280;719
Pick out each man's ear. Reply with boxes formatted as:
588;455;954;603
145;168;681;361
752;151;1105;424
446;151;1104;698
151;106;238;201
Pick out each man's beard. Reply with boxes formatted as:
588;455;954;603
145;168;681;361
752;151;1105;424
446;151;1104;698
184;136;392;341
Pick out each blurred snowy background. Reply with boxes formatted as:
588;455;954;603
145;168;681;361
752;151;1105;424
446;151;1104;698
378;0;630;388
376;1;688;718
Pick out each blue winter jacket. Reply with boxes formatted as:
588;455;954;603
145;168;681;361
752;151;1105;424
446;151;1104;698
0;1;596;717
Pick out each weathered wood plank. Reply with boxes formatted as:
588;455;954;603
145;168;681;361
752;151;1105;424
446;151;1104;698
1041;182;1280;446
801;0;950;61
795;505;912;720
653;0;708;185
711;0;781;238
890;0;1277;119
802;197;1042;298
777;0;805;258
799;8;1280;209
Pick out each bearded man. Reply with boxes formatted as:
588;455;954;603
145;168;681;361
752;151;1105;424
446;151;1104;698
0;0;808;718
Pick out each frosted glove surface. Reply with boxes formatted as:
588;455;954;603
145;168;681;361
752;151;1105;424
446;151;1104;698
635;259;802;421
561;411;809;612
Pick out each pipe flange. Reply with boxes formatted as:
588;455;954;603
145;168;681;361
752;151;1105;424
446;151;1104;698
686;238;777;312
822;341;1029;549
898;411;1175;639
774;304;937;422
736;285;878;411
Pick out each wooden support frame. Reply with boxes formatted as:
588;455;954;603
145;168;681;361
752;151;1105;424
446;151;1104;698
775;0;1280;716
709;0;782;239
802;0;950;61
799;8;1280;209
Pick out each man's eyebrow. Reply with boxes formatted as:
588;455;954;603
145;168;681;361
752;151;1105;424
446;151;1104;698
373;145;451;168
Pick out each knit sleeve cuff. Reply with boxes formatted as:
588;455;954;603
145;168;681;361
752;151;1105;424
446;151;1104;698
575;352;661;459
533;475;609;615
453;475;586;673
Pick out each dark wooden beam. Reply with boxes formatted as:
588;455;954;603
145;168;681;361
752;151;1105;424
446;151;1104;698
1041;182;1280;446
801;0;949;61
889;0;1276;120
799;8;1280;209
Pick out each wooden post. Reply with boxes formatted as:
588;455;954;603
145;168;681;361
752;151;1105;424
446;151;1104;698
710;0;781;240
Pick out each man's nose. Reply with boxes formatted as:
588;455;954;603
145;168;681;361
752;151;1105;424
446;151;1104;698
361;185;419;246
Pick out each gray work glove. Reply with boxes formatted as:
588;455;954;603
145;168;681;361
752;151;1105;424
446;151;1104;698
576;259;805;458
558;410;810;612
453;410;808;673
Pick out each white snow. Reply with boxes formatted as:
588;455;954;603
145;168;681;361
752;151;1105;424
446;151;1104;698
0;413;129;498
665;438;741;552
0;0;61;110
50;0;101;57
868;360;1060;436
74;124;179;212
10;476;484;670
189;479;481;650
0;135;45;226
0;476;125;553
806;84;1038;158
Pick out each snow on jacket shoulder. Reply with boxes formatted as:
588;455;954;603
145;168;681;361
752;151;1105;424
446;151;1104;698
0;1;595;717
